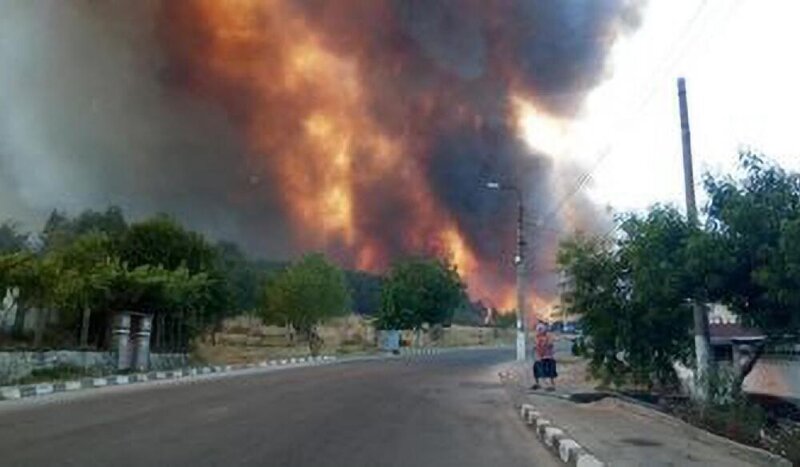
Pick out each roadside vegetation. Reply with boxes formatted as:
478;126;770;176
558;152;800;462
0;207;509;384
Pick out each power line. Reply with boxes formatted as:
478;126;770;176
535;1;739;227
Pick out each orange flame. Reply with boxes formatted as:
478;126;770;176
157;0;571;309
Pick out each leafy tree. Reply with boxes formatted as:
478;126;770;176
561;153;800;394
73;206;127;239
704;152;800;335
49;232;117;347
118;216;230;347
6;254;60;346
377;257;466;333
120;216;214;274
700;152;800;388
492;312;518;329
42;207;127;252
345;270;383;315
559;207;694;388
452;300;488;326
261;254;350;354
0;251;34;335
214;241;261;313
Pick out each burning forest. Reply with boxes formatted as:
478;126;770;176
0;0;642;310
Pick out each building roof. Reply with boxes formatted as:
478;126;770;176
709;322;766;345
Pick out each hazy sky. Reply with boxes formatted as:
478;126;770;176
538;0;800;215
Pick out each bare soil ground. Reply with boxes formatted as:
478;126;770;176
192;315;514;365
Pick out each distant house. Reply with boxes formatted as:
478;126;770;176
706;303;766;362
710;322;766;362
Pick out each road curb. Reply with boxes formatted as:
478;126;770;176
499;370;606;467
398;348;440;356
0;355;338;403
0;345;511;403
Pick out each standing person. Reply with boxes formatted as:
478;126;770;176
531;323;557;391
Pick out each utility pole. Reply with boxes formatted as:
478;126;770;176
485;181;529;361
677;77;712;381
515;192;528;362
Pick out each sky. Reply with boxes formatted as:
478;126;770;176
533;0;800;216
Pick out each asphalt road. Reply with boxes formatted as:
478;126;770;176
0;349;558;467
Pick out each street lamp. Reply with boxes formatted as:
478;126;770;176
485;181;529;362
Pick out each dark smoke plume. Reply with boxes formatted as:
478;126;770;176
0;0;642;301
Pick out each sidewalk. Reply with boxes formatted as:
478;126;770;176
503;356;791;467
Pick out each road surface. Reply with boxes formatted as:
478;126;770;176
0;349;558;467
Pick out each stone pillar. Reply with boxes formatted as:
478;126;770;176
132;315;153;371
112;311;131;371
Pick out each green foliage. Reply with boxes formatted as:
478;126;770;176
42;207;126;252
48;232;117;325
678;379;767;447
704;151;800;335
558;206;693;388
345;270;383;315
116;216;233;338
13;364;107;385
8;253;60;313
492;312;517;329
0;208;258;348
377;257;466;330
571;337;586;356
120;216;214;274
0;252;32;296
213;241;261;313
560;153;800;392
451;300;487;326
261;254;351;348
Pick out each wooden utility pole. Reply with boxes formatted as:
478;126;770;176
677;77;712;381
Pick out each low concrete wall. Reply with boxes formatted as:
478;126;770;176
149;353;189;371
0;350;188;384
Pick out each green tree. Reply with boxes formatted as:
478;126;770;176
493;312;517;329
120;216;214;274
120;216;231;348
214;241;261;313
704;152;800;334
6;254;59;346
0;251;34;336
345;270;383;315
700;152;800;388
49;232;117;347
559;207;694;388
42;207;127;252
377;257;466;334
451;300;488;326
261;254;350;355
560;153;800;394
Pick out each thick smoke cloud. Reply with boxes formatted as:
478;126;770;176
0;1;292;256
0;0;641;300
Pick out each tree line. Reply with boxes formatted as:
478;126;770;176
0;209;274;350
0;208;472;354
559;152;800;397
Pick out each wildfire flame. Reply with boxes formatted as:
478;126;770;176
160;0;497;295
148;0;633;311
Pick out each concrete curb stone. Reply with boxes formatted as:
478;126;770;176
502;368;793;467
0;353;341;403
513;388;606;467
